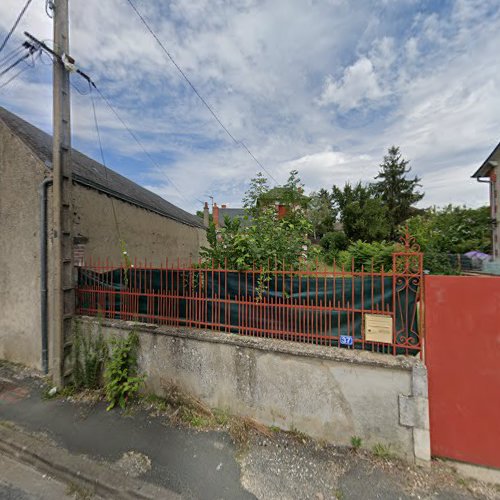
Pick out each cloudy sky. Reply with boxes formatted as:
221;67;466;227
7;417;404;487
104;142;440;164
0;0;498;213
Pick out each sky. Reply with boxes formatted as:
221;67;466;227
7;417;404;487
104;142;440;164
0;0;498;214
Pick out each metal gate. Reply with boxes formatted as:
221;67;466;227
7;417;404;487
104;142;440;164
425;275;500;469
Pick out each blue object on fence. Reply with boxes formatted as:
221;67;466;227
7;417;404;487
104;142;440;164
340;335;353;346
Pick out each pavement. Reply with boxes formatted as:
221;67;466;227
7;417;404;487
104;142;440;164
0;453;74;500
0;360;498;500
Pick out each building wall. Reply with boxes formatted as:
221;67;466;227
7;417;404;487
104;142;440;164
81;317;430;464
72;185;206;266
492;168;500;260
0;121;46;369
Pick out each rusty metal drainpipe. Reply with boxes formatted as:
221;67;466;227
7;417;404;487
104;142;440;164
40;177;52;374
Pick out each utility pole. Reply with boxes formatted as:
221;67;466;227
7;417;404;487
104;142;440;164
51;0;73;387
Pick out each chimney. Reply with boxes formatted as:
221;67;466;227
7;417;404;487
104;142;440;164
203;202;210;227
221;204;227;208
213;202;219;228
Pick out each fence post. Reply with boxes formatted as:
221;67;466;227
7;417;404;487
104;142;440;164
392;228;424;355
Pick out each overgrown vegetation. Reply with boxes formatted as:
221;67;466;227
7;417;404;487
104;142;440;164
350;435;362;450
142;383;271;449
200;170;317;271
372;442;394;459
73;319;107;390
66;321;145;411
104;331;144;411
200;146;491;275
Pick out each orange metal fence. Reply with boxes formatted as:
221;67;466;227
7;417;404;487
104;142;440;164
76;233;423;356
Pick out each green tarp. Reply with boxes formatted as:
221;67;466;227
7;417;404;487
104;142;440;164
78;268;420;354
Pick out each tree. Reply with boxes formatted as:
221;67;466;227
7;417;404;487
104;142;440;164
373;146;424;239
331;182;390;242
406;205;491;254
242;172;270;217
201;171;317;270
307;189;336;240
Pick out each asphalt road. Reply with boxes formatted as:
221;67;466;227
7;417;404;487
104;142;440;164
0;452;74;500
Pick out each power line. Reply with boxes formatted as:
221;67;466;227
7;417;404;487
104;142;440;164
90;81;194;204
89;82;122;243
0;51;38;90
0;45;26;69
24;31;207;208
125;0;278;184
0;49;34;78
0;0;33;56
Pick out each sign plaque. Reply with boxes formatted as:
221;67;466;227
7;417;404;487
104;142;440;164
364;314;393;343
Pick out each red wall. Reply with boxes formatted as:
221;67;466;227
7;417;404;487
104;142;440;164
425;275;500;469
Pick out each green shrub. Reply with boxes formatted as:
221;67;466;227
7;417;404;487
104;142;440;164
104;331;144;411
320;231;349;253
335;241;398;271
73;320;107;390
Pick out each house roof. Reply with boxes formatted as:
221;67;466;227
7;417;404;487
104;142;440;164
0;106;203;228
218;207;253;228
472;141;500;178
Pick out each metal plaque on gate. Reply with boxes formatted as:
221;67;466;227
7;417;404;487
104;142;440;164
364;314;393;343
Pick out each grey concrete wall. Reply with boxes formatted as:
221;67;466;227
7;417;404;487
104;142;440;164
0;121;47;369
80;317;430;463
73;185;206;266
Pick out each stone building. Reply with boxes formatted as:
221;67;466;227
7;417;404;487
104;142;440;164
0;106;206;369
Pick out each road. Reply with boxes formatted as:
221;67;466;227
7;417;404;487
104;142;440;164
0;452;76;500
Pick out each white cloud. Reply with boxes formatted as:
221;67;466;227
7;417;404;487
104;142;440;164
318;57;386;111
0;0;498;215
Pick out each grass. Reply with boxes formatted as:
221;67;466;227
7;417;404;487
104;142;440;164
140;384;271;449
350;435;362;450
372;442;394;459
287;426;309;443
41;383;76;400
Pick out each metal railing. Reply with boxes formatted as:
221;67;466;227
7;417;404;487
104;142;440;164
76;232;423;356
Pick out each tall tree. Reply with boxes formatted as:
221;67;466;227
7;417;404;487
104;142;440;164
373;146;424;239
331;182;390;242
307;189;336;239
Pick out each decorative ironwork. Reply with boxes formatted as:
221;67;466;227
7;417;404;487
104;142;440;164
75;230;425;357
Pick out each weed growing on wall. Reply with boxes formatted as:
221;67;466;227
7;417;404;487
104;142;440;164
73;319;107;390
104;331;144;411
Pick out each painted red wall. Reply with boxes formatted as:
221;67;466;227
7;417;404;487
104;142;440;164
425;275;500;469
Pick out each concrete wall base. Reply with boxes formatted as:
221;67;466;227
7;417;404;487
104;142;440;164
79;317;431;464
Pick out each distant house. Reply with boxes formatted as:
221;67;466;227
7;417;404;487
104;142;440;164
0;106;206;370
472;142;500;261
206;203;252;228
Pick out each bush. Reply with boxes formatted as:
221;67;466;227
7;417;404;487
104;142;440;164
104;331;144;411
320;231;349;253
336;241;397;271
73;319;107;390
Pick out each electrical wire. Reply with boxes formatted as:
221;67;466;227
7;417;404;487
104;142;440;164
89;82;122;243
90;81;193;204
0;51;33;78
0;0;34;56
0;50;38;90
0;45;26;69
125;0;278;184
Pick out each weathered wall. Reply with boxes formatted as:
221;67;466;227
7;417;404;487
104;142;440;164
0;120;46;369
72;185;206;266
80;317;430;463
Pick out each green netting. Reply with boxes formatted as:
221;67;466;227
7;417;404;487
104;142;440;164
77;268;420;354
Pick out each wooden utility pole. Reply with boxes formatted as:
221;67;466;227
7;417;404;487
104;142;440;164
51;0;73;387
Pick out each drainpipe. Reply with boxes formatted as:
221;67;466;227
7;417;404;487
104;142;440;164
40;177;52;374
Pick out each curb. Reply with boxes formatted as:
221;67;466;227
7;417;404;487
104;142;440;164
0;422;180;499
